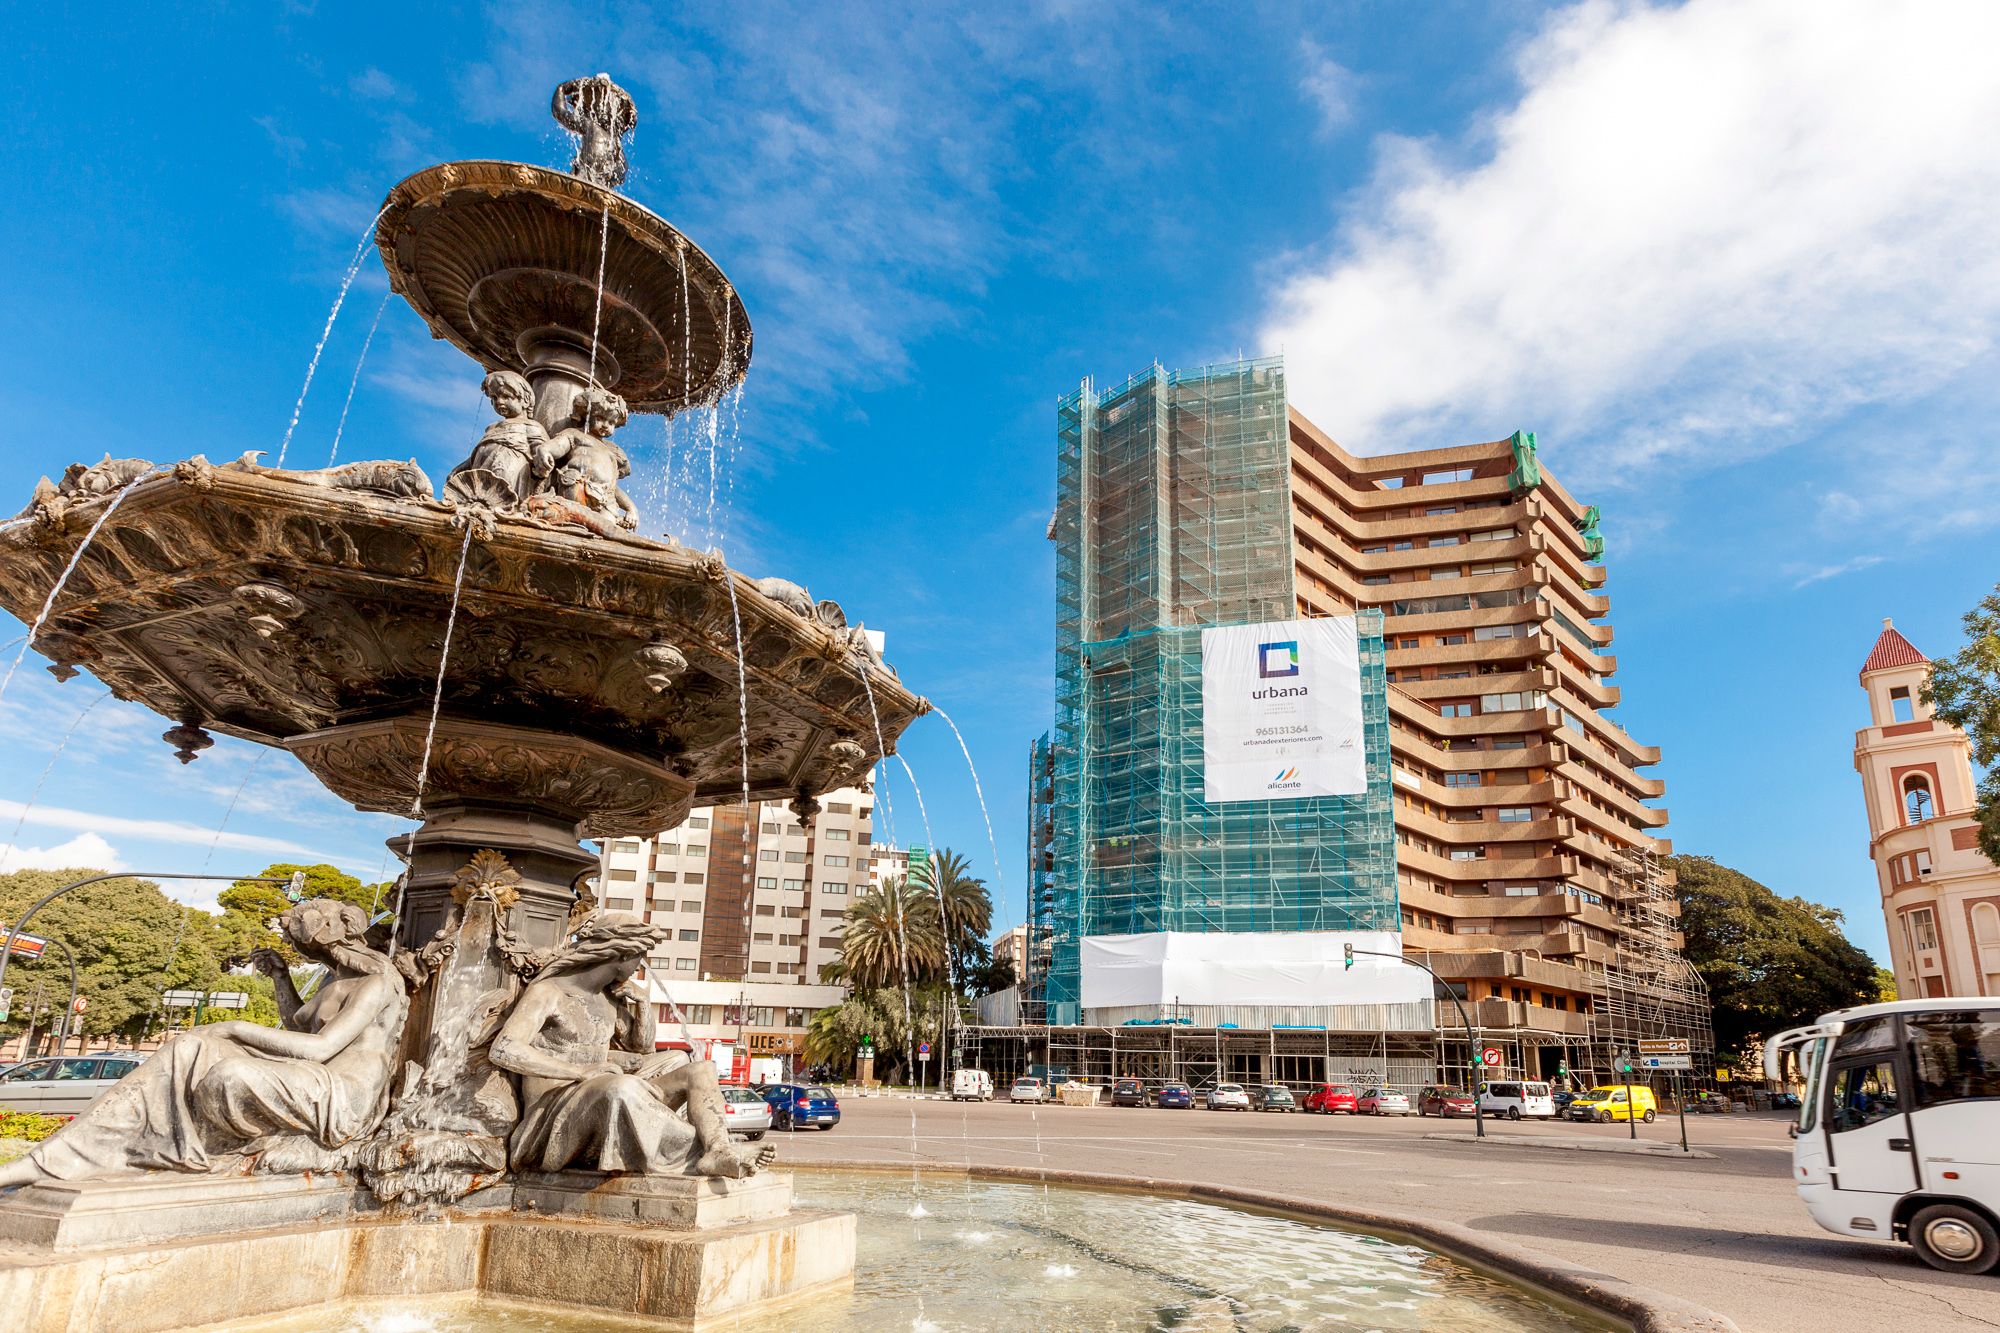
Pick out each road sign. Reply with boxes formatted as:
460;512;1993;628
1480;1047;1502;1068
918;1041;932;1061
1641;1054;1693;1071
0;929;46;960
1638;1038;1691;1056
71;996;87;1014
162;990;249;1010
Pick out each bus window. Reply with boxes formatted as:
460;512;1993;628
1832;1016;1897;1057
1798;1036;1828;1133
1909;1011;2000;1107
1828;1062;1901;1134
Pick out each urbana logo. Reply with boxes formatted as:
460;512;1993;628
1258;640;1300;678
1269;768;1303;790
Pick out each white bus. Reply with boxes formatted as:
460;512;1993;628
1764;998;2000;1274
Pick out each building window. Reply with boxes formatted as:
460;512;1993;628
822;881;848;894
783;878;805;891
653;871;679;884
1908;908;1940;952
1429;536;1461;547
674;958;695;971
1423;467;1474;485
683;873;704;885
785;851;808;863
1473;624;1519;641
751;961;772;974
756;876;778;889
681;900;701;913
1362;575;1391;586
823;828;850;841
606;867;638;881
1495;807;1534;823
1443;772;1480;787
1439;703;1474;718
1904;776;1935;825
685;817;710;830
678;929;699;941
755;905;775;917
1889;687;1915;724
1426;506;1457;517
1481;691;1545;713
1471;528;1517;542
827;802;853;815
760;822;780;834
824;855;849;868
759;849;779;862
1449;848;1486;861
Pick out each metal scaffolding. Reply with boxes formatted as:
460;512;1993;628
1045;359;1397;1022
1578;847;1715;1083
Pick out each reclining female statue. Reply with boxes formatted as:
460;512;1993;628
0;899;407;1188
488;911;774;1179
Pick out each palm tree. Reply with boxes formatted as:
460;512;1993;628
837;876;945;991
912;847;993;982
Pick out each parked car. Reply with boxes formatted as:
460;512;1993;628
1009;1076;1050;1104
1357;1088;1411;1116
761;1082;841;1130
1551;1089;1578;1112
720;1085;772;1140
0;1053;145;1117
951;1068;995;1101
1206;1082;1251;1111
1155;1082;1195;1109
1566;1085;1658;1124
1303;1083;1359;1115
1248;1084;1296;1112
1418;1086;1477;1118
1479;1080;1557;1121
1771;1091;1801;1110
1110;1078;1148;1107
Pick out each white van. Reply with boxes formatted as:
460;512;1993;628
1765;998;2000;1273
1479;1080;1556;1121
951;1068;995;1101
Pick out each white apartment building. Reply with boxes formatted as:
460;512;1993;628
596;780;878;1059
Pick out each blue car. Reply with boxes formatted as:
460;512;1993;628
762;1081;841;1131
1155;1083;1194;1109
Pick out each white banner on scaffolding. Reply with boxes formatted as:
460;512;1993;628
1079;930;1427;1009
1200;615;1365;803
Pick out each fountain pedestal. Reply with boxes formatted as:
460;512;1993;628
0;1171;854;1331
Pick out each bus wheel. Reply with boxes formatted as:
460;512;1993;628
1909;1204;2000;1275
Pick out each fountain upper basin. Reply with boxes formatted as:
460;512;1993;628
0;461;923;836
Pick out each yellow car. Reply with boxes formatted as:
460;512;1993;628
1565;1084;1659;1124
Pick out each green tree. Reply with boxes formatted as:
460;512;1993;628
912;848;993;986
803;985;949;1083
1872;966;1898;1002
217;863;389;963
0;867;230;1044
1921;586;2000;864
1672;854;1881;1066
836;877;945;991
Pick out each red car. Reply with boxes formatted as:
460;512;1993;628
1419;1086;1477;1118
1303;1083;1359;1114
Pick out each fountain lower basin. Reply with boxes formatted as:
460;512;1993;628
131;1171;1621;1332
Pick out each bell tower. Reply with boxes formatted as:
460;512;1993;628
1854;619;2000;997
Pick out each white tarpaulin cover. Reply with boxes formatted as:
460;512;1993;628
1201;616;1365;803
1080;930;1427;1009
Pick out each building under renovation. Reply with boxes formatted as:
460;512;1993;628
982;355;1711;1092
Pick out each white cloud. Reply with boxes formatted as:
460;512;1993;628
0;799;328;858
1298;39;1354;133
1262;0;2000;489
1790;554;1885;589
0;832;125;873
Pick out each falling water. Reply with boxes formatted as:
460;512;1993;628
327;292;391;467
200;750;267;871
0;472;156;715
0;689;110;866
276;209;388;468
585;203;613;390
928;704;1007;907
855;657;929;1295
893;752;955;1095
721;565;757;1004
387;525;477;957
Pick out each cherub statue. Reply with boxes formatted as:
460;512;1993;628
533;387;640;531
444;370;549;511
488;911;774;1179
0;900;408;1188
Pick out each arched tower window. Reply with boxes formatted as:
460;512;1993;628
1974;903;2000;997
1904;776;1935;825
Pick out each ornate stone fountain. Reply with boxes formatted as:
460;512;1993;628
0;73;921;1330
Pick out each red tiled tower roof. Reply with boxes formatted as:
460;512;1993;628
1860;618;1927;677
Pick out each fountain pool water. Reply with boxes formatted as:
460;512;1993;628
224;1171;1609;1332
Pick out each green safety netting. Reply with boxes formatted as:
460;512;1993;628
1507;429;1541;492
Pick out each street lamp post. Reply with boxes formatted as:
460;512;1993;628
1344;943;1484;1139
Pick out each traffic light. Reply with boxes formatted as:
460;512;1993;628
0;985;11;1021
1343;943;1354;971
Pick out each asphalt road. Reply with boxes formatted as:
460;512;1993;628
769;1096;1998;1333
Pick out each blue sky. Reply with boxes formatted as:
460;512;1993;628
3;2;1998;963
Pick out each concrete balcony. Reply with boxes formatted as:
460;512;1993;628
1467;998;1591;1036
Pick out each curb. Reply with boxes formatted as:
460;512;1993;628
789;1158;1740;1333
1422;1132;1717;1161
